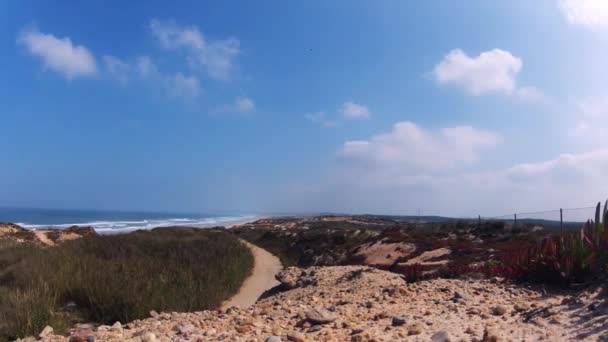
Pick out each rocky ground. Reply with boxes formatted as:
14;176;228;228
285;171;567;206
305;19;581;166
33;265;608;342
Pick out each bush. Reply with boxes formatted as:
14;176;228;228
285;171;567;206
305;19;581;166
0;228;253;341
501;200;608;286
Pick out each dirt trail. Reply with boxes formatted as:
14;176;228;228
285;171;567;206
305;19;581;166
221;240;282;310
33;230;55;246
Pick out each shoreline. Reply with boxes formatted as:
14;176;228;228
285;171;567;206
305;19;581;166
12;215;263;235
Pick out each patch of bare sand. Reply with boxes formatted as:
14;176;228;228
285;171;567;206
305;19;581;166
33;230;55;246
401;247;452;266
354;240;416;266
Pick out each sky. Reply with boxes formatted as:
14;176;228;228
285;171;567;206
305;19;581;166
1;0;608;217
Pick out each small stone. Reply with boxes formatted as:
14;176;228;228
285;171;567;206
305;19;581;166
176;323;195;334
392;316;406;326
431;331;451;342
514;302;529;312
39;326;54;338
350;335;364;342
308;325;322;333
287;331;306;342
408;323;424;335
305;307;337;324
141;332;156;342
149;310;159;318
86;337;94;342
483;327;500;342
236;325;252;333
265;336;282;342
111;321;122;332
492;305;508;316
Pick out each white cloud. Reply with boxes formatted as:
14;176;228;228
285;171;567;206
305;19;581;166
103;55;131;84
165;73;201;99
149;19;240;81
339;121;501;172
434;49;522;95
17;28;97;80
288;137;607;217
568;94;608;140
305;111;326;123
340;101;371;119
559;0;608;30
515;86;545;101
102;55;201;99
217;96;255;113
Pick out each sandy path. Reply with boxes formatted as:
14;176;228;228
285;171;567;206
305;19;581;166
33;230;55;246
221;240;282;310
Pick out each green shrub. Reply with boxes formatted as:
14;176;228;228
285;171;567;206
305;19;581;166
0;228;253;341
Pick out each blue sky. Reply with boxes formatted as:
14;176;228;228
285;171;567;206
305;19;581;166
2;0;608;216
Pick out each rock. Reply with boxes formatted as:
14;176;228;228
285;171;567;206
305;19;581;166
141;332;156;342
514;302;529;312
431;331;451;342
265;336;282;342
287;331;306;342
453;291;470;301
39;325;54;338
111;321;122;332
149;310;159;318
176;323;195;334
483;327;500;342
492;305;508;316
236;325;252;333
351;335;364;342
392;315;407;326
408;323;424;335
305;307;337;324
308;325;322;333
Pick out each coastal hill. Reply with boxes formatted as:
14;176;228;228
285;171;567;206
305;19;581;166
4;214;608;341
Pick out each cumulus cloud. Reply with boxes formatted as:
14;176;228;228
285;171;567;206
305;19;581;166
340;101;371;119
559;0;608;30
307;101;371;126
17;28;97;80
103;55;131;84
216;96;255;113
289;143;607;217
339;121;501;172
149;19;240;81
569;94;608;140
433;49;522;95
166;73;201;99
102;55;200;99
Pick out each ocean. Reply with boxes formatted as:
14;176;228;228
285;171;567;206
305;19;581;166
0;207;256;234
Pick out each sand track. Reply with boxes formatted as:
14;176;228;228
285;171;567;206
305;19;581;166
221;240;282;310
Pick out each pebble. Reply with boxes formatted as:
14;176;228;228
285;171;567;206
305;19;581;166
265;336;282;342
305;307;337;324
287;331;306;342
492;305;508;316
431;330;451;342
392;315;407;326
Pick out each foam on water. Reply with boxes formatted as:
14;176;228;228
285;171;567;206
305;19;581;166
15;215;256;233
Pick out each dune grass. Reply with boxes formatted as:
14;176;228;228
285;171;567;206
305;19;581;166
0;227;253;341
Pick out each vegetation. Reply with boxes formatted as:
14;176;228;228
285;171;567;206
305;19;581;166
0;228;253;341
232;226;377;267
502;199;608;286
